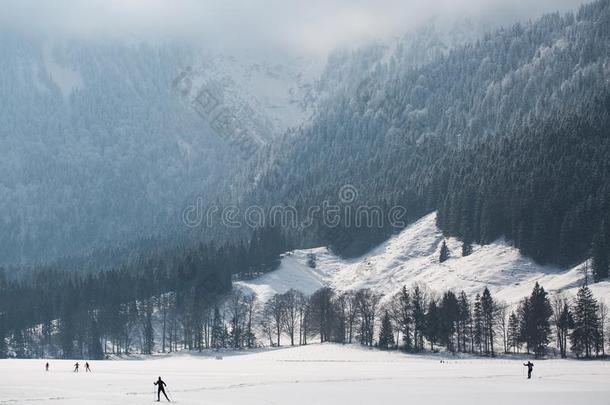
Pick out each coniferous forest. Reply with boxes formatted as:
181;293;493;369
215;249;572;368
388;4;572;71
218;0;610;268
0;225;287;358
1;0;610;361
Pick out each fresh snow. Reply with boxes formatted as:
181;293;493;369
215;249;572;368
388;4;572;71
2;344;609;404
42;42;83;98
236;212;610;306
176;52;321;140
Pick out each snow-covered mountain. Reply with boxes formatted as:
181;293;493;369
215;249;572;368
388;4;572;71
223;1;610;271
174;52;322;142
0;38;324;266
236;213;610;306
173;17;486;151
0;15;496;267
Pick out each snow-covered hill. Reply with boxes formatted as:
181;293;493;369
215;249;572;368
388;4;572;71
236;213;610;306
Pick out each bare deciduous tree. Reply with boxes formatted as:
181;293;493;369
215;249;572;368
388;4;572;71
281;289;303;346
355;289;383;347
263;294;285;347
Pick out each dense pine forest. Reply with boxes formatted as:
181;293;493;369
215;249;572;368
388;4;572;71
0;37;241;265
437;97;610;273
0;225;287;358
217;0;610;268
1;1;610;360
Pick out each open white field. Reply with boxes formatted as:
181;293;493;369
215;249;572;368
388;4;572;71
1;344;609;405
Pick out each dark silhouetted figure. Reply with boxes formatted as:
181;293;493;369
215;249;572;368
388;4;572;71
85;362;91;372
524;361;534;379
74;362;79;372
154;376;170;402
45;362;49;372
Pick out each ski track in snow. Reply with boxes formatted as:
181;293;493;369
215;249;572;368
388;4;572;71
236;212;610;307
2;344;610;404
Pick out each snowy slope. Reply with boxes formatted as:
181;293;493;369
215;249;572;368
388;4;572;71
236;213;610;306
175;52;321;142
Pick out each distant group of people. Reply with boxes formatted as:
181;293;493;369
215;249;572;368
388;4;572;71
44;362;92;372
38;358;535;403
73;362;92;372
43;361;170;402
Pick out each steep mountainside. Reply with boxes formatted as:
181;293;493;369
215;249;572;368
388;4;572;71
220;0;610;268
0;38;316;266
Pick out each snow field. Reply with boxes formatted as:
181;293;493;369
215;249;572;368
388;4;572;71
1;344;609;404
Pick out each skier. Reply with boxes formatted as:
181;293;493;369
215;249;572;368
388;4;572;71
45;362;49;372
74;362;79;372
523;361;534;379
85;362;91;372
154;376;170;402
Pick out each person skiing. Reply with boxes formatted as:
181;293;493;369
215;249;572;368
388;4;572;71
73;362;79;373
45;362;49;372
523;361;534;379
85;362;91;372
154;376;170;402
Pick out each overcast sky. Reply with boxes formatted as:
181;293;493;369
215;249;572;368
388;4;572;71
0;0;587;56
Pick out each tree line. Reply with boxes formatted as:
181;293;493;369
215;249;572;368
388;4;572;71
3;272;606;359
0;224;287;359
236;282;608;359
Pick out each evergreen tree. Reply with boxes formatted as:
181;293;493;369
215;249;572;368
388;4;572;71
378;311;395;350
461;240;473;257
306;253;317;269
473;294;483;354
570;285;600;358
596;302;607;357
411;285;427;351
439;240;450;263
13;329;27;358
0;314;7;359
425;298;440;351
457;291;471;353
591;226;609;281
439;291;459;352
517;298;531;353
85;309;104;360
480;287;495;356
523;282;553;357
59;315;75;359
211;308;224;350
507;312;520;354
143;305;155;355
0;335;6;359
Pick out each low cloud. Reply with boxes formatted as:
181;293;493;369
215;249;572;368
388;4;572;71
0;0;587;56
